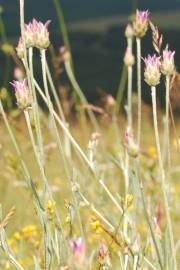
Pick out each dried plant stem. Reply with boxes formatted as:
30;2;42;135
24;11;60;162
127;66;133;130
136;38;142;148
65;59;99;131
151;86;177;270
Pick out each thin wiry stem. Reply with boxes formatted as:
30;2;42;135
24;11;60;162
136;38;141;148
127;66;133;130
151;86;177;270
165;75;171;170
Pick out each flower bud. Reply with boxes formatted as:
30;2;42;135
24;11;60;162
143;54;161;86
161;49;175;76
16;38;24;59
60;46;71;62
98;243;111;267
32;19;51;49
14;67;25;81
125;24;134;39
134;10;150;38
124;48;135;67
124;128;139;158
10;79;30;109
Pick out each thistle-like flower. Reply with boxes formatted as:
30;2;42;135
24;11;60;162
10;79;30;109
32;19;51;49
24;22;35;48
124;128;139;157
143;54;161;86
98;243;111;267
124;47;135;67
125;23;134;39
16;38;24;59
161;49;175;76
134;10;150;38
71;238;86;265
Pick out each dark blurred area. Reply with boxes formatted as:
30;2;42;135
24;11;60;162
0;0;180;106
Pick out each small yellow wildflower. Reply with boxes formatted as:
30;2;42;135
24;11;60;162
22;225;37;240
5;261;11;269
91;220;102;233
46;199;54;215
13;232;21;241
127;194;134;207
7;238;14;246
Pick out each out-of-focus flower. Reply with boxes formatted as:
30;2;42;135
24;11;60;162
32;19;51;49
143;54;161;86
125;24;134;39
71;237;86;264
124;128;139;158
134;10;150;38
13;232;21;241
124;47;135;67
22;224;37;240
173;138;180;149
60;46;71;62
161;49;175;76
91;219;102;233
98;243;111;267
148;145;157;160
14;67;25;81
10;79;30;109
24;22;35;48
16;38;24;59
132;235;141;254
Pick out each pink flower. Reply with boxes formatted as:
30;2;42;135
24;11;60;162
24;22;34;48
161;49;175;76
16;38;24;59
124;128;138;157
124;47;135;67
71;238;86;264
32;19;51;49
134;9;150;38
98;243;111;267
10;79;30;109
143;54;161;86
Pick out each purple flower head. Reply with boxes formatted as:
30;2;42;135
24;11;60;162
10;79;30;109
136;10;150;24
71;237;86;264
32;19;51;49
161;48;175;76
134;9;150;38
24;22;34;48
143;54;161;86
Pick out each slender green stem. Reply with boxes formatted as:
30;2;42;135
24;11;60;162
165;75;171;170
136;38;141;148
116;65;128;112
29;47;45;166
65;59;99;131
127;66;133;130
151;86;177;270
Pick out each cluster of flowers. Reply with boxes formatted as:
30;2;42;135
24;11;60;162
144;49;175;87
16;19;51;58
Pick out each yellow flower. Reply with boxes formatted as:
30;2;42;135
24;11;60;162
46;199;54;215
7;238;14;246
148;146;157;160
91;220;102;233
5;261;11;269
22;225;37;240
127;194;134;207
13;232;21;241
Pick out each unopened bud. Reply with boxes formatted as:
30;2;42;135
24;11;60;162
124;48;135;66
16;38;24;59
124;128;139;158
125;24;134;39
10;79;31;109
